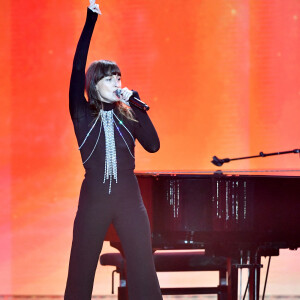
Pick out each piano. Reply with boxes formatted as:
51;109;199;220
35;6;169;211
106;170;300;300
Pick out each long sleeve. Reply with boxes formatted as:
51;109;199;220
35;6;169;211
131;92;160;153
69;8;98;120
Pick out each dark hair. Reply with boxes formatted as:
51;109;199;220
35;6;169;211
85;60;137;122
85;60;121;113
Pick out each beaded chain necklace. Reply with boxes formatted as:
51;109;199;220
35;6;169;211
101;110;117;193
78;109;135;194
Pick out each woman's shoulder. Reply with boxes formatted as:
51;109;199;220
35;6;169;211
113;108;137;132
72;103;95;124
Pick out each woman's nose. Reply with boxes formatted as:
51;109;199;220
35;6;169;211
113;79;121;88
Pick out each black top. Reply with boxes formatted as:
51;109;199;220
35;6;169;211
69;8;160;176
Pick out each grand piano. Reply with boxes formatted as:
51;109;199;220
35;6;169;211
106;170;300;299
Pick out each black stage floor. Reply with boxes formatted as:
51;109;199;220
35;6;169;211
0;296;300;300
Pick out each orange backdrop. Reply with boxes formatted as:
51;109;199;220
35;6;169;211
1;0;300;296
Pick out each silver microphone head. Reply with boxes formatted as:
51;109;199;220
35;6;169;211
114;89;122;98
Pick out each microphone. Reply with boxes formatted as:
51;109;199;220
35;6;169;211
211;156;230;167
115;89;150;111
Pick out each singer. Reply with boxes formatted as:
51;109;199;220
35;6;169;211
64;1;162;300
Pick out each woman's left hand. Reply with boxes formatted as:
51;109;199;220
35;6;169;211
118;87;133;105
88;0;101;14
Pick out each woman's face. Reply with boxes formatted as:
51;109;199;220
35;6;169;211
96;74;121;103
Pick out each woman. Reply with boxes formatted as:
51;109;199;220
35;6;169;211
64;1;162;299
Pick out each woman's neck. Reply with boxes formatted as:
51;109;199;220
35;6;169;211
101;101;117;111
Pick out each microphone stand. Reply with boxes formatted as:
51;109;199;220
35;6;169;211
211;148;300;300
211;149;300;167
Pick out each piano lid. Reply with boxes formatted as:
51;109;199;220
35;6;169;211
135;169;300;177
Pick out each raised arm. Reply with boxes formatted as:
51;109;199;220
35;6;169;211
69;3;100;119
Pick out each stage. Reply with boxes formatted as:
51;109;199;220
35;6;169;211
1;0;300;298
0;296;300;300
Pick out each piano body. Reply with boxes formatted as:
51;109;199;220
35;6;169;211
106;170;300;299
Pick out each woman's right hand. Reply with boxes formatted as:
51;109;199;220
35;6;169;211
88;0;101;14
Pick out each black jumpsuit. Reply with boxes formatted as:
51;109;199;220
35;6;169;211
64;8;163;300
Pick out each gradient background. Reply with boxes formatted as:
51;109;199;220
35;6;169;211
1;0;300;296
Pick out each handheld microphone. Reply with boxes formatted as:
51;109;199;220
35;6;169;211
115;89;150;111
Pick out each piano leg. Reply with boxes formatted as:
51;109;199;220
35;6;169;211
218;270;227;300
249;253;261;300
227;257;238;300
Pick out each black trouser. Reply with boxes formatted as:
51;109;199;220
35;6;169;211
64;171;162;300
